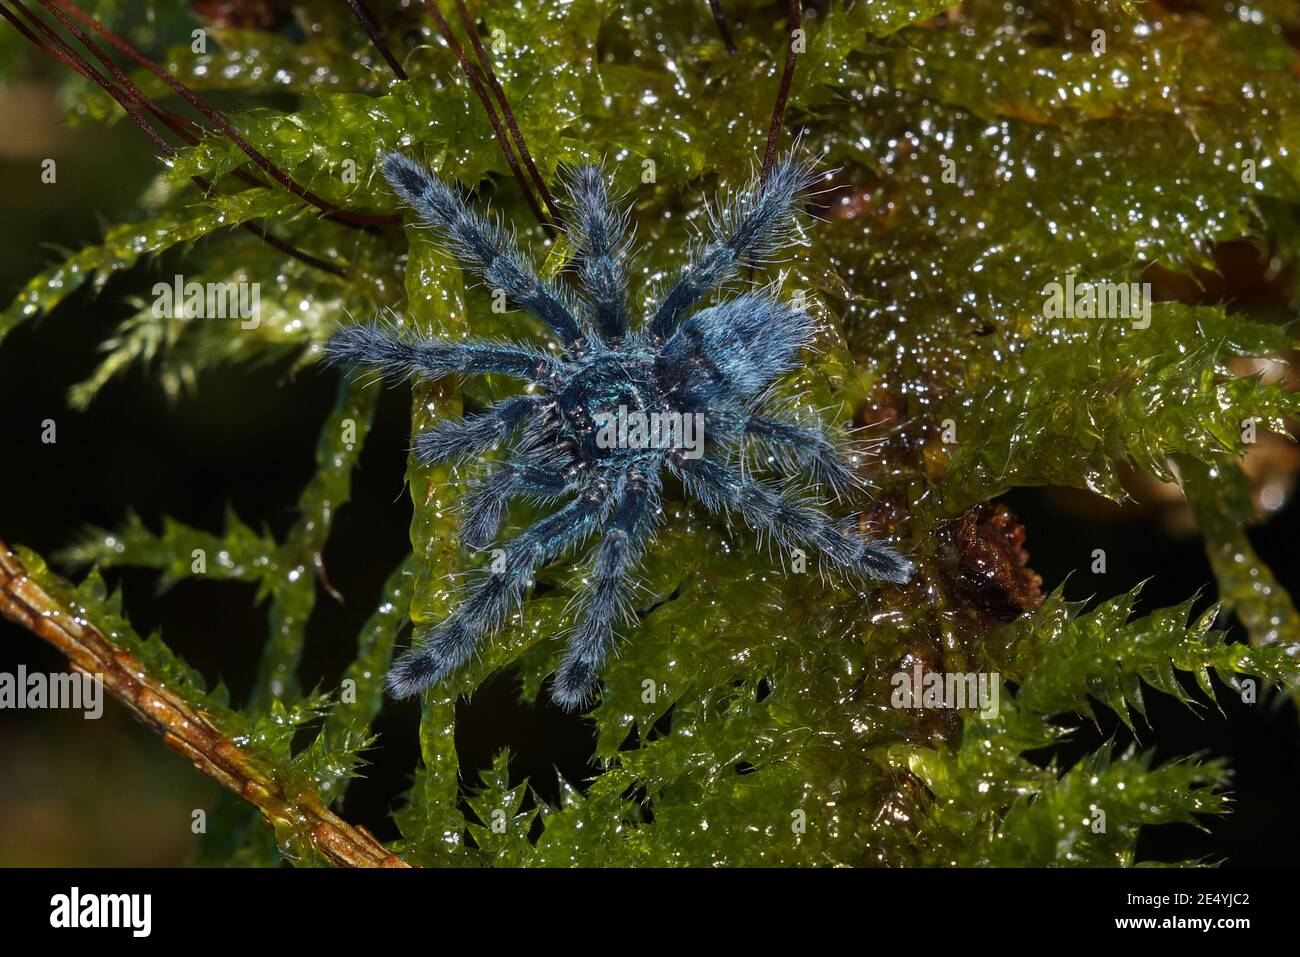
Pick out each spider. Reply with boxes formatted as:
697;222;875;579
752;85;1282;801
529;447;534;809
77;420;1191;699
324;151;913;709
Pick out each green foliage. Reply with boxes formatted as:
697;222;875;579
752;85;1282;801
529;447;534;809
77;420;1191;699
1181;456;1300;649
902;714;1230;866
0;190;302;351
993;583;1299;728
938;304;1300;510
6;0;1300;866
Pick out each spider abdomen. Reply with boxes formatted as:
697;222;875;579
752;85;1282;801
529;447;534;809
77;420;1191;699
658;292;816;406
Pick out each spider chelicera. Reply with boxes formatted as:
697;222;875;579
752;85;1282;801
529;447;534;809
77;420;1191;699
324;151;912;709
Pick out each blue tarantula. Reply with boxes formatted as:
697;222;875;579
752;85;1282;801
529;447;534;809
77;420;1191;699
325;151;913;709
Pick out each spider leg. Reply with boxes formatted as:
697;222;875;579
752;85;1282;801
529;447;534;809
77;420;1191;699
323;321;564;386
552;466;662;710
648;155;816;342
461;455;578;549
413;394;551;466
714;411;861;497
386;484;609;698
382;152;587;351
671;455;912;584
561;164;629;342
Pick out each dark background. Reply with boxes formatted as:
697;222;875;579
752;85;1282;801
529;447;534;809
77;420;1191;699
0;68;1296;867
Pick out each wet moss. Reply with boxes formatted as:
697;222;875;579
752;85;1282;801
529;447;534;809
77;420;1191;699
6;0;1300;865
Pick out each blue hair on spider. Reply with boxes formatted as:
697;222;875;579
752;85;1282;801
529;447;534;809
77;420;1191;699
324;151;913;710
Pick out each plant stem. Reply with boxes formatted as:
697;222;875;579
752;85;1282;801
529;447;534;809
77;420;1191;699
347;0;409;80
708;0;738;54
46;0;400;228
454;0;560;221
0;1;349;277
421;0;555;236
0;538;410;868
761;0;801;183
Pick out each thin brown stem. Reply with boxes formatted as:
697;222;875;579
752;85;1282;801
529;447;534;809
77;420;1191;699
39;0;177;127
347;0;408;80
709;0;738;54
34;0;269;193
48;0;400;228
453;0;560;221
421;0;554;236
40;0;184;136
0;539;408;868
5;1;172;154
761;0;802;183
1;2;348;277
237;218;349;277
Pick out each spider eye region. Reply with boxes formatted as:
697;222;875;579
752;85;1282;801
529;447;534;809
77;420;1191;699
558;354;695;462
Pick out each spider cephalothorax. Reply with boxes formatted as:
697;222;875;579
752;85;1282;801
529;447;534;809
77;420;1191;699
325;152;913;709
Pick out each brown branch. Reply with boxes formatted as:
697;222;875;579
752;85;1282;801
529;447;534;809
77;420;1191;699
34;0;271;193
454;0;560;221
347;0;408;80
0;538;408;868
708;0;738;54
237;220;348;276
36;0;190;136
4;1;171;153
1;2;348;277
47;0;400;228
421;0;554;236
761;0;802;183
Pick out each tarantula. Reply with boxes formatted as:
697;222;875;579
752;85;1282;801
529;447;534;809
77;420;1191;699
325;151;913;709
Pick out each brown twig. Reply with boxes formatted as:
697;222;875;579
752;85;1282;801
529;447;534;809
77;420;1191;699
37;0;187;133
708;0;738;54
4;2;170;152
238;220;348;276
453;0;560;221
33;0;269;194
1;1;348;277
0;538;409;868
347;0;408;80
761;0;802;183
421;0;554;235
47;0;400;228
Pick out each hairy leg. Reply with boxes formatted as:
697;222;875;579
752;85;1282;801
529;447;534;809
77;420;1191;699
562;164;629;342
648;155;816;341
413;393;551;466
461;455;578;549
382;152;587;350
323;322;564;386
386;485;608;698
671;456;911;584
713;410;861;497
552;467;662;710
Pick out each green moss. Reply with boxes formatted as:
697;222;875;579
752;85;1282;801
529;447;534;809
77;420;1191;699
6;0;1300;866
